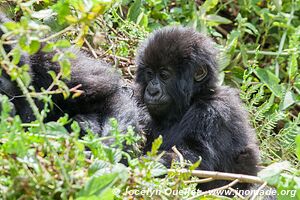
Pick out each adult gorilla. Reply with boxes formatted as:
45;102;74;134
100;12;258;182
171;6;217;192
135;26;260;192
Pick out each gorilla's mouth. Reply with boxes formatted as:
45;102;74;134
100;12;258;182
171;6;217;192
146;101;171;114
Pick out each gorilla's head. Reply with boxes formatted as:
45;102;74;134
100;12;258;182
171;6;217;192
135;26;218;121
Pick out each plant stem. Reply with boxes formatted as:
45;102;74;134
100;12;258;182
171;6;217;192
275;1;295;76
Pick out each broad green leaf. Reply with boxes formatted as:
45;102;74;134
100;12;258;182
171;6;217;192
254;68;282;98
258;161;291;186
55;39;71;48
19;35;28;51
12;48;21;65
3;21;19;31
78;173;118;197
280;90;296;110
88;160;110;176
60;59;71;79
127;0;142;22
45;121;69;135
29;40;41;54
42;42;55;52
149;161;167;177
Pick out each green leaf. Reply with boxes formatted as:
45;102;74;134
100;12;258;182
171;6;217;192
147;135;162;156
245;22;259;35
29;40;41;54
19;35;28;51
280;90;296;110
88;160;110;176
78;173;118;197
45;121;69;135
258;161;291;186
42;42;55;52
55;39;71;48
206;14;232;25
200;0;218;13
12;48;21;65
60;59;71;79
149;161;167;177
127;0;142;22
296;135;300;161
254;68;282;98
3;21;19;31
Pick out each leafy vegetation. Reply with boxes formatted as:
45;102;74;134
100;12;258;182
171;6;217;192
0;0;299;199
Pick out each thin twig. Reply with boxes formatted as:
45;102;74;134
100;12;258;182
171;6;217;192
250;182;268;200
234;49;291;56
127;65;135;79
3;25;73;45
172;146;184;167
168;169;265;184
84;38;98;59
187;179;239;200
275;0;295;76
184;177;214;184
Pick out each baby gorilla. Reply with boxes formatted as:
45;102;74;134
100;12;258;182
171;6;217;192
136;27;260;192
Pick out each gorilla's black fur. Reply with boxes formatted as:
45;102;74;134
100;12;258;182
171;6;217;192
135;27;260;191
0;14;140;140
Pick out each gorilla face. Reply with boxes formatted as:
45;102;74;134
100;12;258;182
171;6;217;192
143;67;173;117
136;27;218;122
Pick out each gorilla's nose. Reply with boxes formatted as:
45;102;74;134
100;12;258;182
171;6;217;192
147;87;161;97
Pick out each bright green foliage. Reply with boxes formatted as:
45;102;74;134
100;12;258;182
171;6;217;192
0;0;300;199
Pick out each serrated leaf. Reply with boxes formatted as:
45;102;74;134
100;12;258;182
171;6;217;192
149;161;167;177
147;135;162;156
88;160;111;176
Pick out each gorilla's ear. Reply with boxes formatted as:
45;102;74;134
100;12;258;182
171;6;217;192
194;65;207;82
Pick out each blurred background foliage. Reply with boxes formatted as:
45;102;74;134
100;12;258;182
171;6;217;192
0;0;299;199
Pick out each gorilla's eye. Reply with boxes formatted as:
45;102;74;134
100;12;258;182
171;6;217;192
159;70;170;80
145;69;154;80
